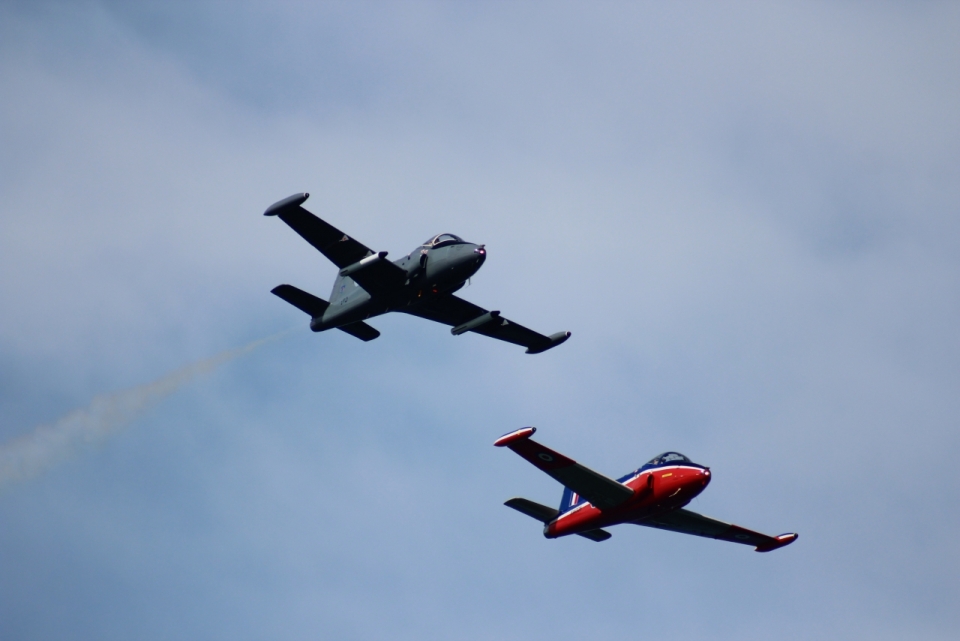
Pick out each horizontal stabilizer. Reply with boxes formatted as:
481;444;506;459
272;284;329;317
338;321;380;342
504;498;559;523
576;528;612;542
504;499;611;542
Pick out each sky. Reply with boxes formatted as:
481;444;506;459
1;2;958;639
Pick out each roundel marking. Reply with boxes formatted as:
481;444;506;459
538;453;554;462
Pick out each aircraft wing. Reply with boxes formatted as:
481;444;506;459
265;193;407;295
636;508;798;552
494;428;634;510
264;193;373;268
403;294;570;354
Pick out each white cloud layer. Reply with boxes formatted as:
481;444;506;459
1;2;958;639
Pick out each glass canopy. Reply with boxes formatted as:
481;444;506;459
422;233;464;248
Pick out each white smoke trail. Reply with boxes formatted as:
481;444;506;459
0;328;298;491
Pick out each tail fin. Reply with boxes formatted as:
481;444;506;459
559;486;589;514
271;284;329;317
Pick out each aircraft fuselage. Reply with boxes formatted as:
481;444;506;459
496;427;797;550
545;463;711;538
311;240;487;331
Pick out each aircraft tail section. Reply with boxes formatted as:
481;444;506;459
559;486;589;514
577;529;612;542
272;284;329;317
505;497;559;523
272;284;380;341
504;498;612;542
338;321;380;342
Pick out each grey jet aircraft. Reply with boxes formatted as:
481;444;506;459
265;193;571;354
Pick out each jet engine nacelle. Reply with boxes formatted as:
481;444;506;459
339;251;388;278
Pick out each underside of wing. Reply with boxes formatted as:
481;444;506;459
495;428;634;510
264;193;374;269
403;294;570;353
344;258;408;297
266;194;407;296
546;461;634;510
636;508;798;552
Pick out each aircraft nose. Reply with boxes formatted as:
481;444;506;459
701;468;711;487
470;244;486;266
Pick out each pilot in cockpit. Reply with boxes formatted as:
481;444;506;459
423;233;465;248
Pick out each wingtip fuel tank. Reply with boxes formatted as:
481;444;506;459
264;192;310;216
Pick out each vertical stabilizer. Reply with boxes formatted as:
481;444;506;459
559;486;588;513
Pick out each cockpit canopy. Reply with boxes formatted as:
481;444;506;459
619;451;696;483
422;233;465;248
645;451;691;467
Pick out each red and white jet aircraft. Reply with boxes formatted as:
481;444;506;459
495;427;798;552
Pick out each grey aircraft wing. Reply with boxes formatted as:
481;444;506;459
265;193;405;296
265;193;372;268
403;294;570;354
636;508;798;552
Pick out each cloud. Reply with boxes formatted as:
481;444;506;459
1;2;958;639
0;329;293;490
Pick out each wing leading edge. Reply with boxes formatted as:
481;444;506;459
404;295;570;354
636;508;798;552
